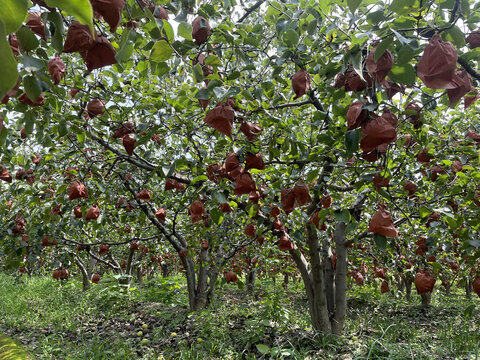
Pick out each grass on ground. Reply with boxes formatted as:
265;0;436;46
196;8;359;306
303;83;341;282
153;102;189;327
0;273;479;359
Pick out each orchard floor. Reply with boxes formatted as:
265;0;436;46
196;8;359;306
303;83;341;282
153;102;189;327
0;273;479;360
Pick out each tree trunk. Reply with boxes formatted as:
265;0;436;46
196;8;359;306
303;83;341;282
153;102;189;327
87;257;97;279
397;273;405;293
160;262;169;277
323;244;335;317
306;226;332;333
442;275;451;296
74;256;91;292
181;255;199;312
193;248;209;310
405;273;413;302
136;266;143;283
466;277;472;299
420;292;431;307
332;222;347;335
247;268;256;293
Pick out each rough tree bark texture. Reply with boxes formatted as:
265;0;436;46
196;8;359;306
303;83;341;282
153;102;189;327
247;268;256;293
405;273;413;302
332;222;347;335
307;226;332;333
323;242;335;317
420;292;432;307
74;256;91;292
466;277;472;299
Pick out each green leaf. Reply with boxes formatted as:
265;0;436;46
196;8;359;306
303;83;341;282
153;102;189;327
195;88;210;100
24;112;35;135
307;19;317;36
443;26;466;48
115;41;134;63
374;234;387;251
204;55;222;67
0;21;18;100
350;51;364;81
283;29;299;45
150;40;173;63
178;22;192;40
389;0;415;15
46;12;64;52
213;191;227;204
16;26;39;51
391;29;418;48
0;121;8;147
256;344;270;355
191;175;207;184
347;0;362;13
193;63;204;83
161;20;174;42
419;206;431;218
58;119;68;137
374;37;392;62
307;169;319;183
45;0;94;34
76;132;85;144
464;304;475;319
23;75;42;102
345;129;361;156
210;208;224;225
22;55;45;72
152;62;170;77
396;45;414;65
388;64;416;85
0;0;28;34
334;210;350;223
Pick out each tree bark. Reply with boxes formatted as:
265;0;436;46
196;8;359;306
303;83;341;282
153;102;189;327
160;262;169;277
306;226;332;333
332;222;347;335
420;292;431;307
466;277;472;299
323;241;335;317
247;268;256;293
405;273;413;302
74;256;91;292
193;248;209;310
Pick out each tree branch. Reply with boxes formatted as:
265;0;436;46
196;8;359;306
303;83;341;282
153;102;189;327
238;0;266;23
458;57;480;81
